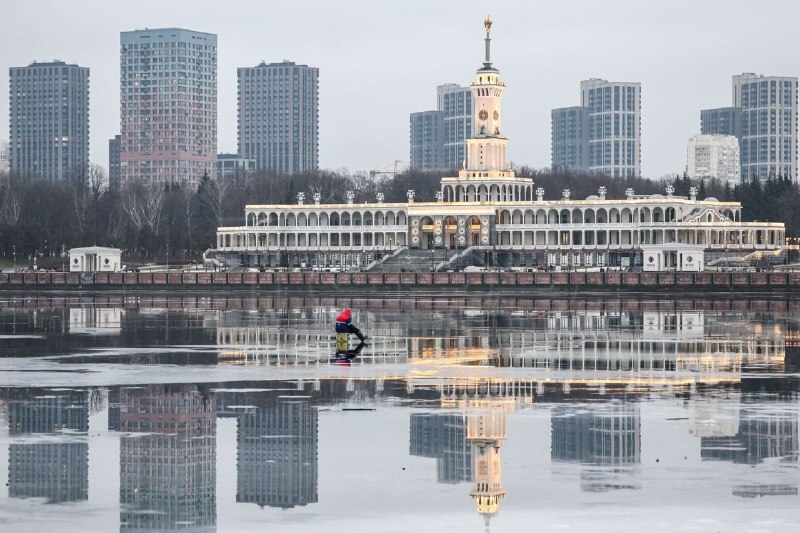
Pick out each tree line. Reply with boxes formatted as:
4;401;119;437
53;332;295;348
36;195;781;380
1;165;798;266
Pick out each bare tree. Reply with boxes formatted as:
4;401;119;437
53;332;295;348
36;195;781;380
121;182;165;234
202;177;229;226
0;179;21;225
74;164;108;237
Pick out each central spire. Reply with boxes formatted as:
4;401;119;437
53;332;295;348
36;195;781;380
483;15;493;68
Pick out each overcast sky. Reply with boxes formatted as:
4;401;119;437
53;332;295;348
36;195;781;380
1;0;799;179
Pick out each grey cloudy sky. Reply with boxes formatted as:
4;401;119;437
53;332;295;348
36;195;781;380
1;0;798;179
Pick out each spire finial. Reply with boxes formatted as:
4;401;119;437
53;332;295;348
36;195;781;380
483;16;493;66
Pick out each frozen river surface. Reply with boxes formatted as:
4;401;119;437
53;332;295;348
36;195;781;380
0;292;798;532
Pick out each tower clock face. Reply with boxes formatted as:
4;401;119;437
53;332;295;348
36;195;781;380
493;110;499;120
478;110;488;121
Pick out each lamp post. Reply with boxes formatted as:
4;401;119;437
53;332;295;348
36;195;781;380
429;246;434;273
12;244;16;272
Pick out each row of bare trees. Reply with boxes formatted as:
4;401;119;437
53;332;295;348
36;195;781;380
1;164;798;266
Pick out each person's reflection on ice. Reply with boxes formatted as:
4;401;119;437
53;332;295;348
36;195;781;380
331;340;367;366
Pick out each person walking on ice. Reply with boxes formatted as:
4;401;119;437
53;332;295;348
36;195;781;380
335;308;367;349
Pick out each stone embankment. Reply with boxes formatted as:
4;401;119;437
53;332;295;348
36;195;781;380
1;271;798;291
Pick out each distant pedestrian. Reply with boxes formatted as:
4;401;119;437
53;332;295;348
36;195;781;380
335;308;367;341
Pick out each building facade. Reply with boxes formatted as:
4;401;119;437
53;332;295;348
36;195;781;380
581;79;641;177
8;61;89;181
551;106;589;172
0;139;9;174
438;84;473;170
214;19;783;271
215;153;256;180
702;74;798;182
687;134;741;186
120;28;217;186
410;110;444;170
238;61;319;175
734;73;798;182
410;84;472;171
700;107;742;139
108;134;121;189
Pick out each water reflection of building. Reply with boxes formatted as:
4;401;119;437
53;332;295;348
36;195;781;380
409;413;472;483
7;389;89;502
551;403;641;491
468;409;506;520
700;406;798;465
69;307;123;336
236;396;318;509
119;385;216;532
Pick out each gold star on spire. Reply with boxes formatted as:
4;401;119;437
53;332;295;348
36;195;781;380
484;15;492;34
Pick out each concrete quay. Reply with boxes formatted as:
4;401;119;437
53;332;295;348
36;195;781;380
1;270;799;292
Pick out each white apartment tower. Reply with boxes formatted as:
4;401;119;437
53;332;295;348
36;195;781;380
120;28;218;186
687;134;741;186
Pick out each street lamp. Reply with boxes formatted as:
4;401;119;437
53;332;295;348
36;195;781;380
12;244;16;272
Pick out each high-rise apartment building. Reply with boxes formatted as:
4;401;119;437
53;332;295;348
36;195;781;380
108;134;121;189
702;74;798;182
551;106;589;172
8;61;89;181
238;61;319;175
120;28;217;186
551;79;640;177
701;107;742;138
734;74;797;181
410;84;473;171
686;134;741;186
438;84;473;170
410;110;444;170
581;79;641;177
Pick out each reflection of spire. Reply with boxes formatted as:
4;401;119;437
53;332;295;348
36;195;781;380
237;397;318;508
467;410;506;519
7;389;89;503
119;385;216;532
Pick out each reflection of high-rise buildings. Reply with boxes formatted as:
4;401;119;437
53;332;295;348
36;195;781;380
7;389;89;502
551;403;641;491
409;413;472;484
236;397;318;508
701;406;798;465
119;385;216;532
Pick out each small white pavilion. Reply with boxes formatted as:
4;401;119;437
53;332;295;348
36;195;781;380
69;246;122;272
